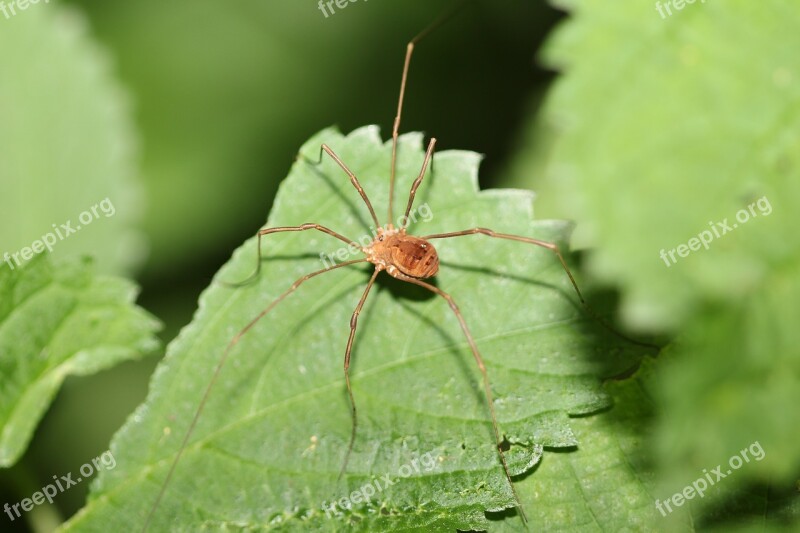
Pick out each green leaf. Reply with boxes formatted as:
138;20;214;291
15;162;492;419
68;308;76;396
494;357;800;532
654;272;800;517
63;127;644;531
0;3;144;275
0;255;160;467
504;0;800;331
500;0;800;526
493;357;664;532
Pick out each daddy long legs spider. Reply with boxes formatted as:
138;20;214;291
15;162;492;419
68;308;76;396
139;8;644;531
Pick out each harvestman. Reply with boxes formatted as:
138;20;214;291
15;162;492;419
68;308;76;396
143;15;594;530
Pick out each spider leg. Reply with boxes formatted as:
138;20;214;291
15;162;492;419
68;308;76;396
423;228;582;302
391;271;528;524
422;227;659;350
388;3;465;223
223;223;362;288
339;267;381;480
302;144;381;229
143;258;368;532
400;137;436;229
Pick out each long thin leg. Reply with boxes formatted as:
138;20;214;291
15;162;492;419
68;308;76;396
388;4;464;224
224;223;362;287
339;267;381;480
400;137;436;229
422;228;584;303
391;271;527;523
142;258;368;532
307;144;381;229
423;228;659;349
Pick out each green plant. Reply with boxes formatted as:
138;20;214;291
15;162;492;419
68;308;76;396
2;1;798;531
60;127;649;531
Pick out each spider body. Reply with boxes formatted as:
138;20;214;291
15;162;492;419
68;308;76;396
365;225;439;279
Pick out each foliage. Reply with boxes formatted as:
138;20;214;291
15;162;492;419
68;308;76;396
62;128;645;531
502;0;800;527
0;256;159;468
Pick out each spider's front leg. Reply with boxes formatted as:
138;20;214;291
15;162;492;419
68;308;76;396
422;227;658;350
300;144;381;228
422;227;584;302
223;223;362;287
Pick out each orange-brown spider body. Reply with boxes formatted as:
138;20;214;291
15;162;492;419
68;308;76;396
364;225;439;279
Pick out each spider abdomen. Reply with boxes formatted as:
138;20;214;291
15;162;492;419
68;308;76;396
390;236;439;278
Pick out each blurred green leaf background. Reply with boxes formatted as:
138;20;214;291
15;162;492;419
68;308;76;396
1;0;798;530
